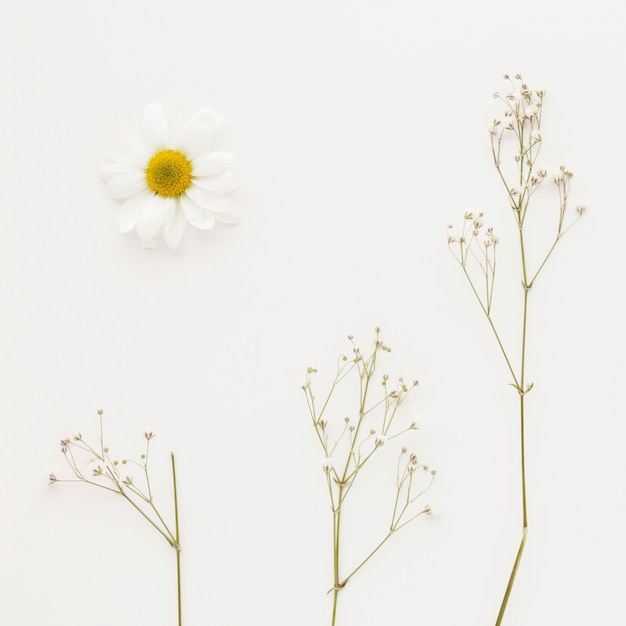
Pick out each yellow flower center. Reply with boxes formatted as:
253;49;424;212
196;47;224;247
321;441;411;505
145;149;193;198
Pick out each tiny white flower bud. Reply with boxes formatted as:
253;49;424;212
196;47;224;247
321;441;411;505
322;457;334;473
524;104;538;118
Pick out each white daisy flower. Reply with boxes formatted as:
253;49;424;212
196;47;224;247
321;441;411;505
101;103;238;251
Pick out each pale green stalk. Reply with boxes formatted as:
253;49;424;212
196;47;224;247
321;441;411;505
53;413;183;626
305;333;432;626
451;77;583;625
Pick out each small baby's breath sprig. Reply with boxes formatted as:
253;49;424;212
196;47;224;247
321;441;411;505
302;329;435;626
50;410;183;626
449;75;584;625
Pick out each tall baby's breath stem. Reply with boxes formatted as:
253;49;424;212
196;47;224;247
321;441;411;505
452;77;583;625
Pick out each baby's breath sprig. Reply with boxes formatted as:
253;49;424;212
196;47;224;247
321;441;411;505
50;410;183;626
302;329;435;626
448;75;584;625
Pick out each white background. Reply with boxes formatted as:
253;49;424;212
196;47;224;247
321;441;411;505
2;1;625;625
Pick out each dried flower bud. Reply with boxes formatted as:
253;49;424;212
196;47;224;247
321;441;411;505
524;105;538;118
144;429;155;440
48;473;57;484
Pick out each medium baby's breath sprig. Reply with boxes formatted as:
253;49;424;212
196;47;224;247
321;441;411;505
50;410;183;626
448;75;584;625
302;329;435;626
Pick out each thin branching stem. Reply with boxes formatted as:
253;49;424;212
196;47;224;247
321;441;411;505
52;413;183;626
305;333;434;626
452;76;582;626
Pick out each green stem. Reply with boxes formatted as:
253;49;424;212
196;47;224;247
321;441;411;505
337;533;392;590
495;230;530;625
495;528;528;626
461;264;520;390
118;492;176;548
171;452;182;626
331;486;344;626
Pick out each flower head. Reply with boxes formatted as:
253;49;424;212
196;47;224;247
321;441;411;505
101;103;238;250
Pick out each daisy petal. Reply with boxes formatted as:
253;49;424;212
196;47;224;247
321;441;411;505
136;194;175;241
104;170;147;200
118;190;152;234
213;211;239;225
100;162;128;181
143;103;168;151
192;152;235;177
185;186;234;213
178;109;223;160
193;170;238;194
180;194;216;230
105;132;151;167
163;203;187;251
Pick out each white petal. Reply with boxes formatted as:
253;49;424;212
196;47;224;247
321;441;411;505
213;211;239;225
185;186;233;213
136;194;174;241
193;171;238;194
143;103;168;151
177;109;223;160
104;170;147;200
118;190;152;233
192;152;235;177
100;162;129;181
180;194;216;230
105;132;151;167
163;202;187;251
